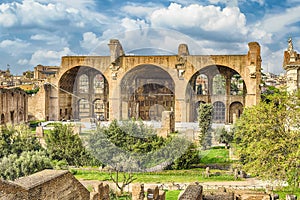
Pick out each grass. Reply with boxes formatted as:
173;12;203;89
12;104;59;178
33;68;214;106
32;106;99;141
274;187;300;199
199;148;229;164
166;190;181;200
72;168;235;183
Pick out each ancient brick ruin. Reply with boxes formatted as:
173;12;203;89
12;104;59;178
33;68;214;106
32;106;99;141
0;87;28;125
30;39;261;124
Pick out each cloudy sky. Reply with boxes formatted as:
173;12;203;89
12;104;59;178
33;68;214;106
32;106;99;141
0;0;299;75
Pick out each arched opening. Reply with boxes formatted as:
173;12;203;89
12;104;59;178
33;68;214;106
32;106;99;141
230;74;245;95
58;66;109;121
229;102;243;124
78;74;89;93
78;99;90;119
196;74;208;95
93;99;106;121
120;65;175;121
19;110;23;122
213;101;225;123
187;65;247;123
10;111;14;124
213;74;226;95
0;114;4;124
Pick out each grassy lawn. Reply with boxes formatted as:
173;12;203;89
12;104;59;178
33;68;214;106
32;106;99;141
199;148;229;164
166;190;181;200
274;188;300;199
72;168;235;183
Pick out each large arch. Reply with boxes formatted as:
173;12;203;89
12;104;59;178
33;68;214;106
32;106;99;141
120;64;175;121
58;66;109;121
187;65;247;124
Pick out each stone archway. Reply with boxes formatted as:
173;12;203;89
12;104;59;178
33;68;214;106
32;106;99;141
229;102;243;124
187;65;247;123
58;66;109;121
120;64;175;121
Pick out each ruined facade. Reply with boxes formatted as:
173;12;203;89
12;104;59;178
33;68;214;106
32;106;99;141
0;88;28;125
0;170;90;200
31;39;261;124
283;38;300;93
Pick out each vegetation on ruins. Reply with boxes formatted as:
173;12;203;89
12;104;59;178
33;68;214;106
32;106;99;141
45;123;100;167
215;127;234;148
234;89;300;187
87;119;200;171
0;150;51;180
197;103;213;149
0;124;50;180
0;124;42;158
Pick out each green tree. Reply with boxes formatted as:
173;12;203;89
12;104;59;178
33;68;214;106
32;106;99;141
234;90;300;187
171;143;199;170
0;124;42;158
198;103;213;149
45;123;97;166
88;119;196;171
0;150;52;180
215;127;233;148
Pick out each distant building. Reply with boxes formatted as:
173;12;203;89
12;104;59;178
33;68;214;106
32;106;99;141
283;38;300;93
0;87;28;125
34;65;59;80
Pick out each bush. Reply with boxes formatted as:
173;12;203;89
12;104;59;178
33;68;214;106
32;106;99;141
0;124;42;158
45;123;100;167
0;150;52;180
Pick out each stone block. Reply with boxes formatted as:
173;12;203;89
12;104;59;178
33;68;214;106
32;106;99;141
132;184;145;200
286;194;297;200
147;186;159;200
159;190;166;200
178;184;203;200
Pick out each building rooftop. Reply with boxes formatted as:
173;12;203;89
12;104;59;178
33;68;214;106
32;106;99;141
13;169;69;190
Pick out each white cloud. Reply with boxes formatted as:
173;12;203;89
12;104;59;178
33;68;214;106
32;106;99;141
150;3;248;37
121;3;162;18
80;32;101;51
30;34;68;46
29;47;74;66
121;18;149;31
0;39;30;56
260;46;285;74
260;6;300;33
18;59;29;65
0;0;107;28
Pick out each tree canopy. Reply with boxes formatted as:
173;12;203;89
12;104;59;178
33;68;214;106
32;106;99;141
45;123;99;167
234;90;300;187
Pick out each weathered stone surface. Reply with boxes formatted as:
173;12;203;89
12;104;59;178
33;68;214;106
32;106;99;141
0;88;28;125
203;192;234;200
132;183;145;200
147;186;159;200
178;184;203;200
235;191;271;200
158;111;175;137
31;40;261;124
0;170;90;200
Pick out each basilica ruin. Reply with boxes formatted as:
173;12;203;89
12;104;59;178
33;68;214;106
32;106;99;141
30;39;262;124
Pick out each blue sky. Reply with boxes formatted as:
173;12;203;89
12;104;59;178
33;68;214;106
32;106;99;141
0;0;300;75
